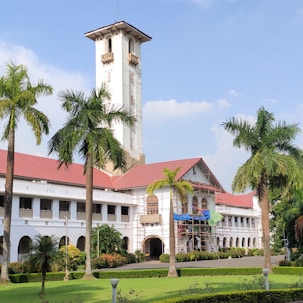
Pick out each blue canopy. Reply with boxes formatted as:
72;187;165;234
174;209;210;221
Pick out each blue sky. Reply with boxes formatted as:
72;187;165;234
1;0;303;192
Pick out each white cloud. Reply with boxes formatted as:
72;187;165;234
0;41;90;161
216;99;230;109
228;88;241;96
143;99;214;124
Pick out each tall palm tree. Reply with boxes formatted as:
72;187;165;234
147;167;193;277
222;106;302;271
0;62;52;282
29;235;58;296
48;85;135;279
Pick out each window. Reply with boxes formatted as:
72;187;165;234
77;202;85;213
181;198;188;214
201;197;208;209
146;194;158;215
128;38;134;53
59;200;70;212
19;197;32;209
192;196;198;214
107;37;112;53
121;206;129;216
108;205;116;215
93;203;102;214
40;199;52;211
0;195;4;207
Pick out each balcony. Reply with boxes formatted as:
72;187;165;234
0;206;3;217
128;53;139;65
19;208;33;218
92;213;102;221
59;211;70;220
102;52;114;64
121;215;129;222
107;214;116;222
77;212;85;220
40;210;53;219
140;214;161;224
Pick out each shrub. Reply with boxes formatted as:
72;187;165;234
279;259;292;266
92;253;127;269
159;254;170;263
176;253;189;262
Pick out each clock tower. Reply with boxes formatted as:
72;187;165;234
85;21;151;172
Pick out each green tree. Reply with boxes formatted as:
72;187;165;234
92;224;123;257
147;167;193;277
29;235;58;296
222;106;303;271
48;85;135;279
0;62;52;282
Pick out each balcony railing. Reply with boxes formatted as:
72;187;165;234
121;215;129;222
107;214;116;222
59;211;70;220
140;214;161;224
102;52;114;64
19;208;33;218
92;213;102;221
77;212;85;220
40;210;53;219
128;53;139;65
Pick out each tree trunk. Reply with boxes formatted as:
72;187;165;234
260;179;272;271
168;190;178;277
1;129;14;283
83;155;94;279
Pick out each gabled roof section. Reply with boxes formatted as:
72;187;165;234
0;150;113;189
215;192;255;208
84;20;152;43
112;158;224;191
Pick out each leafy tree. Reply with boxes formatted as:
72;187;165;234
0;62;52;282
92;224;123;257
48;85;135;279
58;244;81;271
147;167;193;277
29;235;58;296
222;106;303;271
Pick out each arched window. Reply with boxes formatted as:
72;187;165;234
229;237;233;248
59;236;70;249
223;237;226;248
122;237;129;251
181;197;188;214
192;196;198;214
201;197;208;209
146;194;158;215
107;37;112;53
247;237;251;248
253;238;257;248
236;237;239;247
242;237;245;247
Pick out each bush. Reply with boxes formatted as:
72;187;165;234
176;253;189;262
159;254;170;263
279;259;292;266
92;253;127;269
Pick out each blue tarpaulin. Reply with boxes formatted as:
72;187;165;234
174;209;210;221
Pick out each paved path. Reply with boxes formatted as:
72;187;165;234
104;255;283;271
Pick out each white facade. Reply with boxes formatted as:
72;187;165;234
216;194;263;250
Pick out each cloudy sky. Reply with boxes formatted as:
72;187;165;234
1;0;303;192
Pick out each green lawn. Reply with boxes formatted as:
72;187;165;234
0;274;301;303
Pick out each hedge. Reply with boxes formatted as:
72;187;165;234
150;289;303;303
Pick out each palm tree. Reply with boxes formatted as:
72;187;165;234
29;235;58;296
48;85;135;279
92;224;123;257
222;106;303;271
0;62;53;282
147;167;193;277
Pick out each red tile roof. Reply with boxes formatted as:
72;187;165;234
0;150;113;188
215;192;255;208
0;150;225;192
112;158;224;191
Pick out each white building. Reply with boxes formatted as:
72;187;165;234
215;192;263;251
0;21;263;263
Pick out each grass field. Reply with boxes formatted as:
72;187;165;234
1;274;302;303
